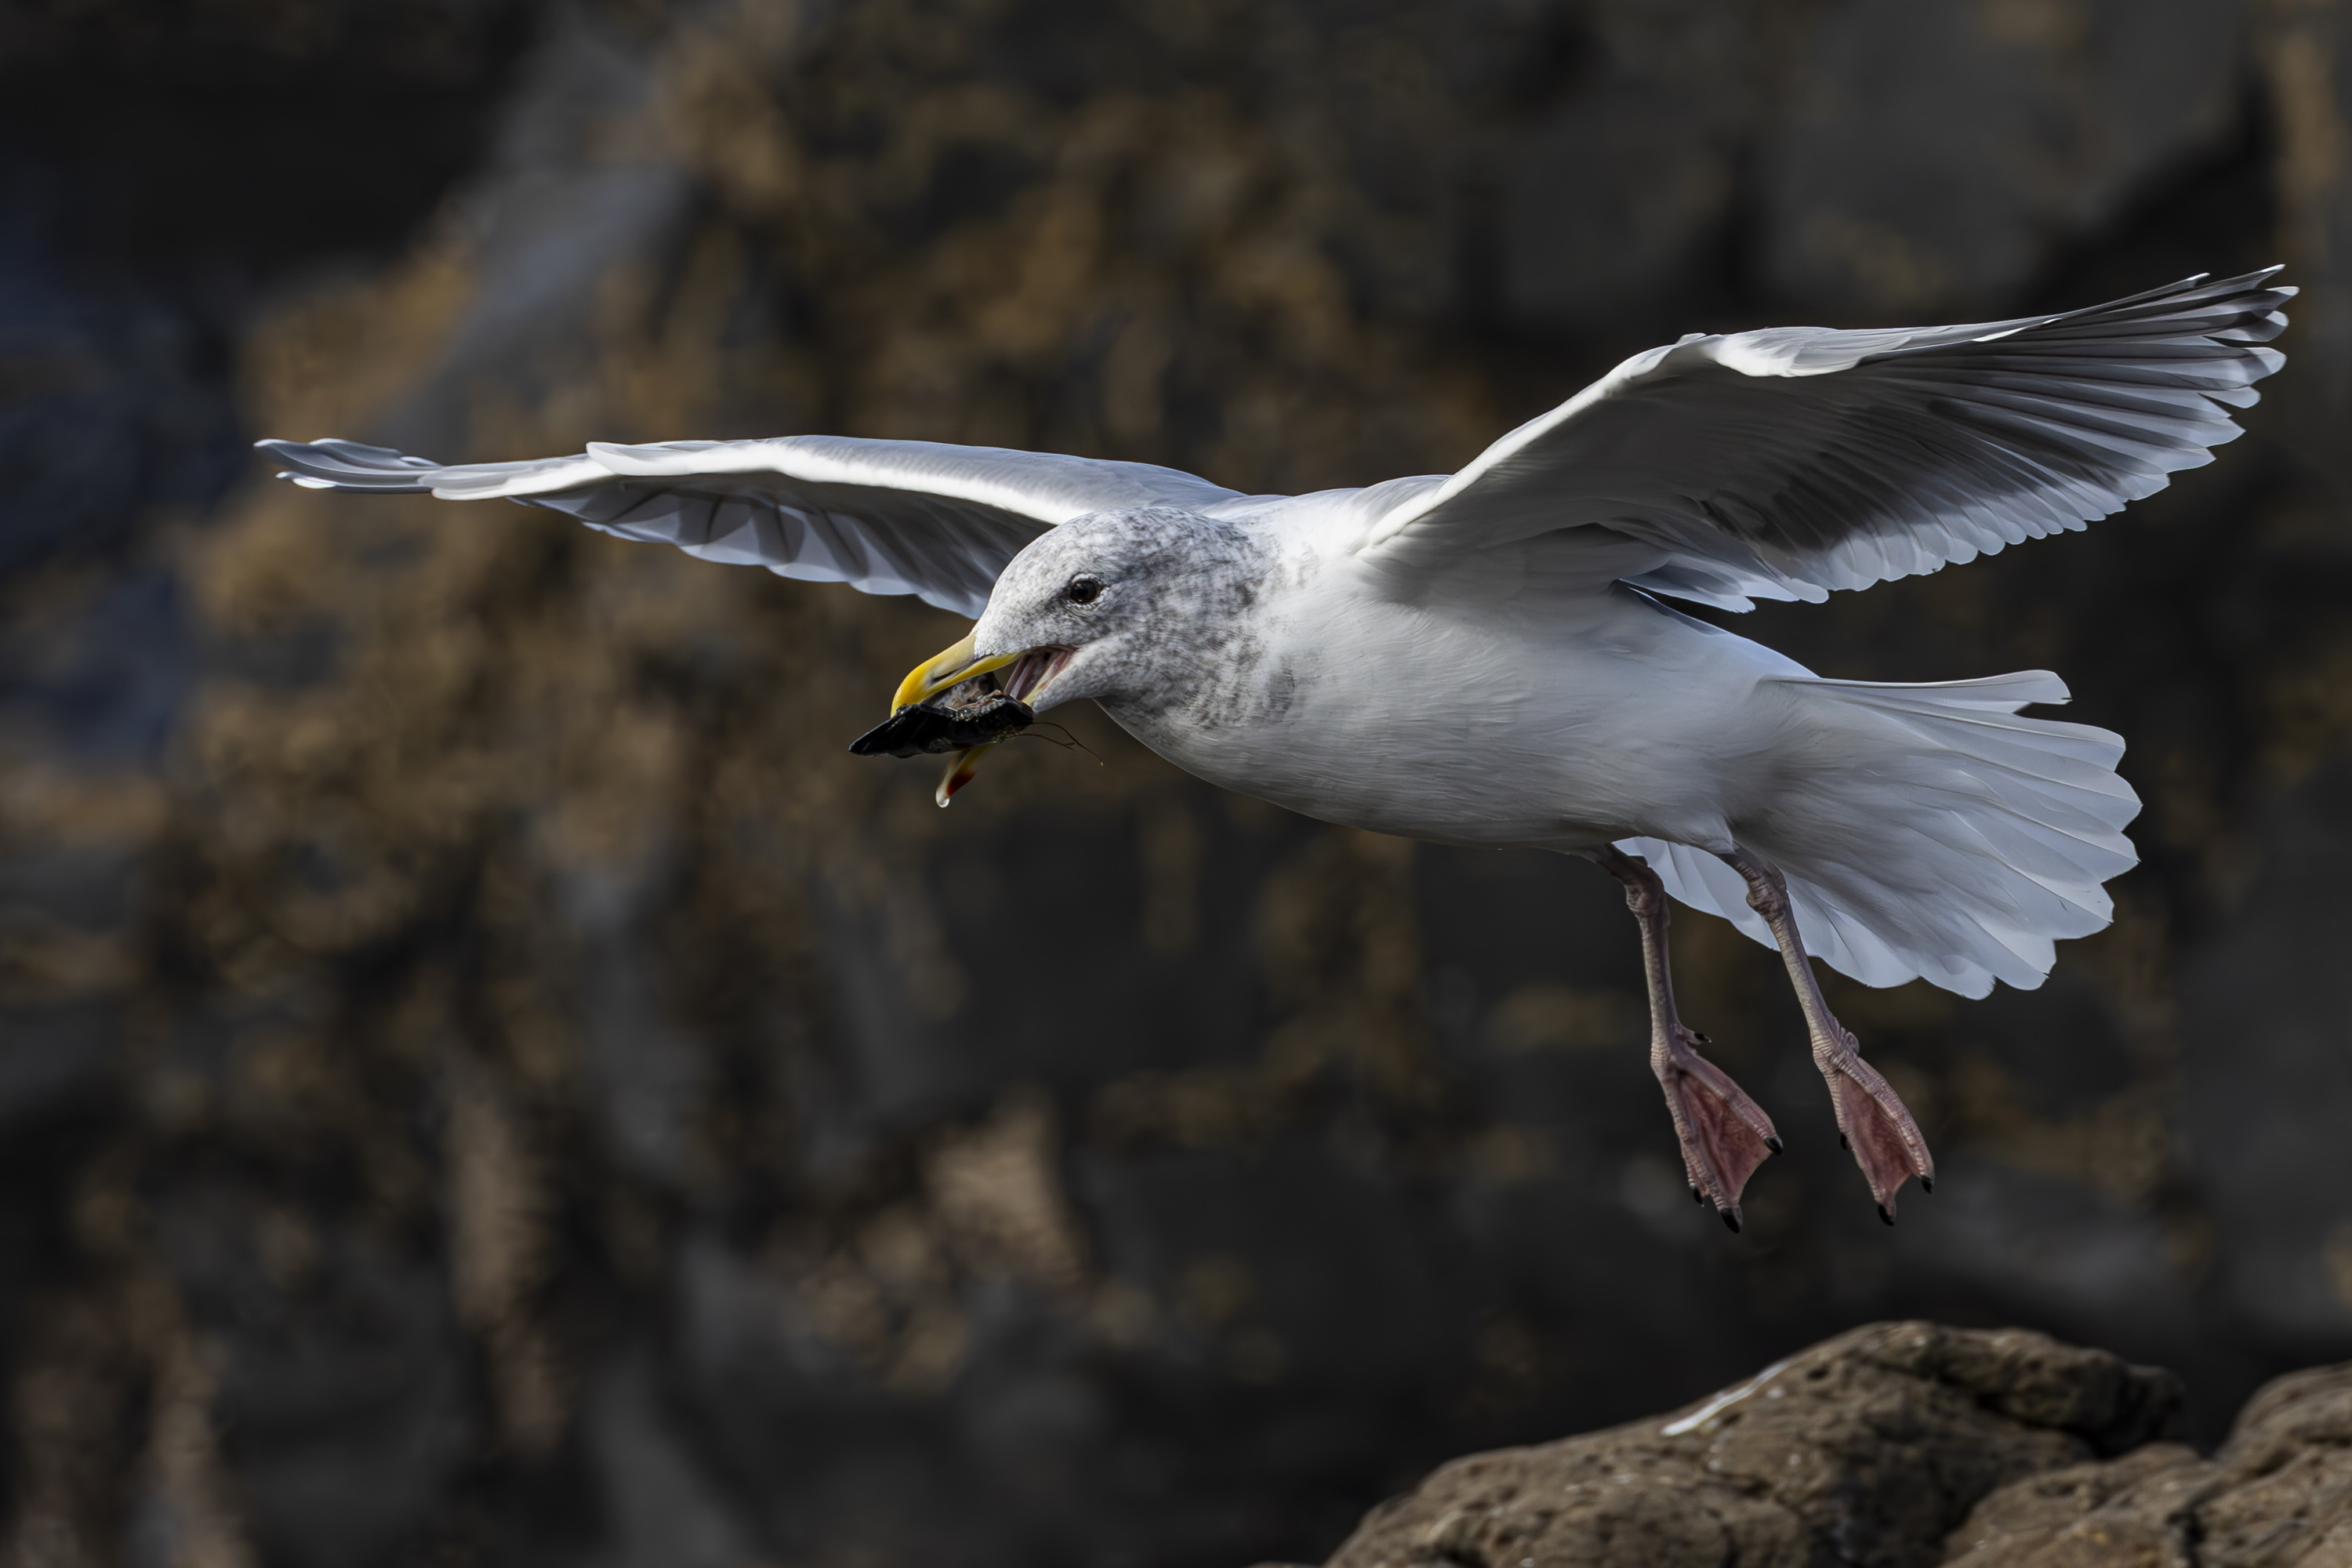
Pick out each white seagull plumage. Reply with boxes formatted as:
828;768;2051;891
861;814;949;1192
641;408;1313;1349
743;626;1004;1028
261;267;2291;1229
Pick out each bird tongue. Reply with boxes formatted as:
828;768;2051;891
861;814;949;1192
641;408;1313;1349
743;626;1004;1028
1003;648;1074;704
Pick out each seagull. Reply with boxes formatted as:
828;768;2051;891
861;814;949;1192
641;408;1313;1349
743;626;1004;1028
261;269;2290;1229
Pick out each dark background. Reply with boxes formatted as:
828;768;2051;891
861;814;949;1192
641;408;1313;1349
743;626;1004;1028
3;1;2351;1564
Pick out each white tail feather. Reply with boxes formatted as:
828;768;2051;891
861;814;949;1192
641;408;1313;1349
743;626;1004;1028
1617;671;2140;997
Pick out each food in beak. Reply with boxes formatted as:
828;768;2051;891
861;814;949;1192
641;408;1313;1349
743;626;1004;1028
850;634;1076;805
847;682;1035;757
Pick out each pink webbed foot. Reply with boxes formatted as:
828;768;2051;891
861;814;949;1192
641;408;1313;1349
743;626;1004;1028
1656;1027;1781;1231
1722;845;1935;1222
1816;1026;1935;1221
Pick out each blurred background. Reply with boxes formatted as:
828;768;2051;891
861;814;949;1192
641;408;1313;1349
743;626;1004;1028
3;0;2351;1563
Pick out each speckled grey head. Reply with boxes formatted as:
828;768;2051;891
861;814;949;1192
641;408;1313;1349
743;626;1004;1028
971;507;1272;713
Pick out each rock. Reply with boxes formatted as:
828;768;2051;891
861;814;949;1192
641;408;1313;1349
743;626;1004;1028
1320;1330;2352;1568
1946;1362;2352;1566
1322;1322;2181;1568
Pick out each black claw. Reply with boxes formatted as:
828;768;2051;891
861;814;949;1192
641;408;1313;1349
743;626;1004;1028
1839;1134;1851;1151
1719;1208;1742;1233
1690;1031;1711;1045
1878;1204;1896;1226
1919;1175;1934;1194
1691;1185;1708;1206
1763;1134;1784;1154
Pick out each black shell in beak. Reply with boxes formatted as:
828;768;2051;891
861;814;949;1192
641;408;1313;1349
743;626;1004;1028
848;695;1036;757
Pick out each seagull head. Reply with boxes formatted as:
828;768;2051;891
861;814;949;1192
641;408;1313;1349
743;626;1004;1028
884;507;1260;802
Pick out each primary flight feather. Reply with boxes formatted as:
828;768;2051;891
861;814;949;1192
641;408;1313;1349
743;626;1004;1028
263;268;2291;1229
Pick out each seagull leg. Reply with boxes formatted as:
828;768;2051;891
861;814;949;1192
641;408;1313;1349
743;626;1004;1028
1595;848;1780;1232
1722;847;1934;1221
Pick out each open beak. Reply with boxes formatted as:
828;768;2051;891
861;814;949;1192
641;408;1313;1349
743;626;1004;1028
890;632;1022;713
887;633;1077;807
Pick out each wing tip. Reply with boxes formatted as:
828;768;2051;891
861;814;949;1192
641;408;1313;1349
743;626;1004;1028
256;436;450;492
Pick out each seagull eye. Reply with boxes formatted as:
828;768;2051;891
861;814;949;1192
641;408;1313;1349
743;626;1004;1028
1064;575;1103;606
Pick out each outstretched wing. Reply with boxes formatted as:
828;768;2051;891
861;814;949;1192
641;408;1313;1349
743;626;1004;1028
1357;270;2292;610
260;434;1244;619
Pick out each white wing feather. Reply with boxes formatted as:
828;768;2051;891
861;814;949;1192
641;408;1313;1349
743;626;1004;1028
259;434;1243;619
1359;269;2292;610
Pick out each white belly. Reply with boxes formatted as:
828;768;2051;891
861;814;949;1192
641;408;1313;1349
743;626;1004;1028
1102;579;1809;851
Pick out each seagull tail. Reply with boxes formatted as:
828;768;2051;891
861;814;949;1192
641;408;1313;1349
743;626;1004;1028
1617;670;2141;998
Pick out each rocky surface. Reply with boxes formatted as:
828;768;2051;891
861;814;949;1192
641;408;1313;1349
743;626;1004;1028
1308;1323;2352;1568
1947;1361;2352;1568
9;2;2352;1566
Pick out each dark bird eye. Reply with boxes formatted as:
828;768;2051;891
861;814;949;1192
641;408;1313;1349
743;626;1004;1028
1065;575;1103;605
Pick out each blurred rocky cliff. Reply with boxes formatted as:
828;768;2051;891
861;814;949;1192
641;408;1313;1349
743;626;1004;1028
5;1;2352;1564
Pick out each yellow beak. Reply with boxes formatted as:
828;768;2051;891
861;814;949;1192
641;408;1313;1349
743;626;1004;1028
890;631;1022;714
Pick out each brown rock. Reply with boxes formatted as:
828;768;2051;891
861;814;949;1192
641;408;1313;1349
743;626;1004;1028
1320;1330;2352;1568
1946;1362;2352;1567
1940;1444;2215;1566
1322;1322;2181;1568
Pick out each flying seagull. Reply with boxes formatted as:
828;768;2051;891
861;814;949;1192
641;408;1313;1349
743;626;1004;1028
261;268;2290;1229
